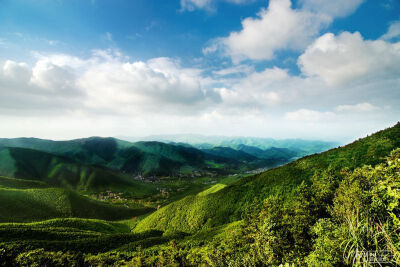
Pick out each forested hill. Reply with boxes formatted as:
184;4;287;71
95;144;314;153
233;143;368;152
134;123;400;233
0;136;308;179
0;123;399;266
124;134;338;155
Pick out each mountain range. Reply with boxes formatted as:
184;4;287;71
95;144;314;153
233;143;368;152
0;136;336;185
121;134;339;154
2;125;397;265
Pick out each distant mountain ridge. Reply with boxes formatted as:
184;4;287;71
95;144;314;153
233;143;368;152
120;134;339;155
0;136;303;184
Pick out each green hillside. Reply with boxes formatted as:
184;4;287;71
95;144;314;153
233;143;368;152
0;123;399;266
120;141;231;176
136;134;338;153
202;146;258;161
237;144;298;159
0;138;260;177
0;176;153;223
0;146;158;195
134;123;400;233
0;176;49;189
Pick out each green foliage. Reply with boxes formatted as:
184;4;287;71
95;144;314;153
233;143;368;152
134;123;400;234
197;183;227;197
0;136;289;180
0;183;152;223
0;176;49;189
15;249;84;267
307;148;400;266
0;123;399;265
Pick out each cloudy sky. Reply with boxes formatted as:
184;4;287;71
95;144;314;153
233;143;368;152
0;0;399;142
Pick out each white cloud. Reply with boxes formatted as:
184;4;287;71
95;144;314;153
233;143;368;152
31;60;77;93
1;27;399;141
32;52;88;69
180;0;254;11
2;60;31;83
0;51;220;116
298;32;400;86
202;43;218;55
0;59;82;114
285;109;335;121
79;55;220;114
381;20;400;40
215;67;294;112
300;0;364;18
213;0;330;62
180;0;213;11
212;64;254;76
205;0;365;63
336;102;379;112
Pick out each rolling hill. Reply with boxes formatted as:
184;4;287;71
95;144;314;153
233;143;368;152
0;146;159;195
0;137;297;178
236;144;299;160
201;146;258;161
0;176;153;223
0;123;399;266
134;123;400;233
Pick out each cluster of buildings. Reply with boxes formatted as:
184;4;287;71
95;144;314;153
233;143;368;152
133;170;218;181
94;191;126;201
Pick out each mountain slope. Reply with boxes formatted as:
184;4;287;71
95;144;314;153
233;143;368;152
0;146;158;195
0;176;152;223
134;123;400;233
201;146;258;162
0;137;266;177
130;134;339;153
236;144;298;160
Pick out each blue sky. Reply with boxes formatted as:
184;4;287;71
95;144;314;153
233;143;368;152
2;0;399;68
0;0;399;141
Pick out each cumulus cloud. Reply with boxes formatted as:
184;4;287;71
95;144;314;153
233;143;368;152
31;60;77;93
336;102;379;112
381;20;400;41
0;59;81;114
2;60;31;83
285;109;335;121
298;32;400;85
0;51;220;116
205;0;364;62
80;56;220;114
212;66;340;118
1;25;399;140
299;0;364;18
215;67;294;112
214;0;330;62
212;64;254;76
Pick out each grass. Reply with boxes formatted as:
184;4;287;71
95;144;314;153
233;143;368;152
197;183;227;196
0;218;131;234
0;176;49;189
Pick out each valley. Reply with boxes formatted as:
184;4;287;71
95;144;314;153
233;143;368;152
1;0;398;265
0;123;399;265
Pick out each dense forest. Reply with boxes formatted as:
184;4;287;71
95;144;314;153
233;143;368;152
0;123;399;265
